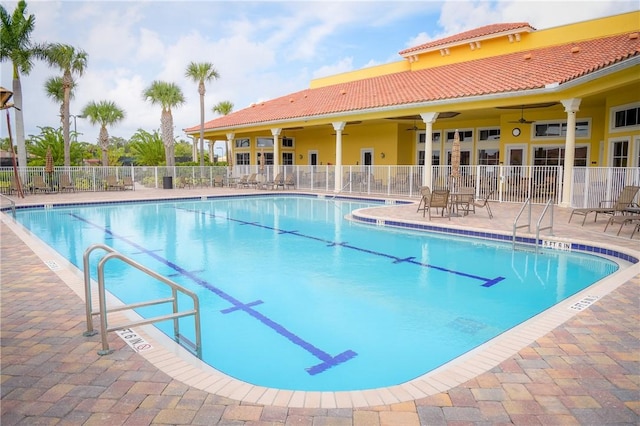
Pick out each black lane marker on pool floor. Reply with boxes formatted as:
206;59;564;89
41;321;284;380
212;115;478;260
70;213;356;376
178;207;505;287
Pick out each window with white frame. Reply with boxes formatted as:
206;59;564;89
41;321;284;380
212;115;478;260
478;149;499;165
281;137;294;148
533;145;588;166
478;128;500;141
533;119;591;139
235;138;250;148
418;131;441;144
282;152;293;165
446;129;473;142
236;152;250;165
417;150;440;166
611;103;640;131
611;139;629;167
257;137;274;147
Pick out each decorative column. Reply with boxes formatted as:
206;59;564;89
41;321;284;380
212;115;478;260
225;132;235;175
271;128;281;173
420;112;439;188
332;121;346;193
560;98;581;208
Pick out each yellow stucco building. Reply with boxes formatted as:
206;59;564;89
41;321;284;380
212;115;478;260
185;11;639;204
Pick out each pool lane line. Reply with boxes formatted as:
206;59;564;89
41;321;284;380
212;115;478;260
178;207;505;287
69;213;357;376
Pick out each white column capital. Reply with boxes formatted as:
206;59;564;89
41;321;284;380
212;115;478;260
420;112;439;124
332;121;346;132
225;132;235;141
561;98;581;113
271;128;282;137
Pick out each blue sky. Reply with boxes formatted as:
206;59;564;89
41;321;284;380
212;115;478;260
1;0;637;146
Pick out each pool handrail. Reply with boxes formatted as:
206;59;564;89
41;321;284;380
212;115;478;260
535;198;555;252
82;243;202;358
512;197;532;249
0;193;16;218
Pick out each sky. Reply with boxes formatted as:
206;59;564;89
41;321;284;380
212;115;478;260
1;0;637;149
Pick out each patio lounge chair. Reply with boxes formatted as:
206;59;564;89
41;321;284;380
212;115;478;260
569;185;640;226
416;186;431;213
32;175;50;193
122;176;134;190
106;175;124;190
269;173;283;189
284;174;295;189
213;176;224;187
59;174;75;192
604;214;640;236
472;190;494;219
246;173;259;188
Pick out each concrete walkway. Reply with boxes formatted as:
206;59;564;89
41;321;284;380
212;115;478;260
1;187;638;425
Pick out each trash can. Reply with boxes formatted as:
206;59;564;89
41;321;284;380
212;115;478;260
162;176;173;189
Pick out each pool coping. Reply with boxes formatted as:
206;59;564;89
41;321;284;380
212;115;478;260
2;193;639;409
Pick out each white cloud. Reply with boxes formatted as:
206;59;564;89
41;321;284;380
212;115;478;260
312;57;355;80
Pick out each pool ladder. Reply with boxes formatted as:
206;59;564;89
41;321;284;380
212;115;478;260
512;197;554;252
82;244;202;358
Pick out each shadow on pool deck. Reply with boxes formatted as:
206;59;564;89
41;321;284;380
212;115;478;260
1;187;639;425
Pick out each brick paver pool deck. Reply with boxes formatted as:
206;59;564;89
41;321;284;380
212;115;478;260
1;187;638;425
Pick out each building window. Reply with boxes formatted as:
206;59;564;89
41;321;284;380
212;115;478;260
478;128;500;141
418;131;441;144
235;138;250;148
282;152;293;165
257;137;274;147
533;120;590;139
611;103;640;131
236;152;250;165
533;146;588;166
417;150;440;166
478;149;499;165
282;137;294;148
446;129;473;142
611;139;629;167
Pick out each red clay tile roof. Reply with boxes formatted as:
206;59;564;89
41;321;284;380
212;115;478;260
398;23;534;55
186;33;639;133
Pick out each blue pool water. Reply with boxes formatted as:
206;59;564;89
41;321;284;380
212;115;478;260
14;195;619;391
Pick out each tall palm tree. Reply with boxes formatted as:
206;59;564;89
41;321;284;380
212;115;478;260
185;61;219;168
81;100;125;166
212;100;234;165
0;0;43;169
44;76;74;126
142;80;185;169
42;43;88;167
212;100;233;116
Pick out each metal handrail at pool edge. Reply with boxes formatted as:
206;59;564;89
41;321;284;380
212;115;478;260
0;193;16;217
82;243;202;358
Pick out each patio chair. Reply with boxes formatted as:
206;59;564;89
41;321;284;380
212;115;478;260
59;174;76;192
569;185;640;226
122;176;134;190
284;174;295;189
213;176;224;187
418;187;450;220
416;186;431;214
106;175;124;191
236;174;250;188
32;175;50;193
604;214;640;236
246;173;259;188
453;186;475;216
472;190;494;219
269;173;283;190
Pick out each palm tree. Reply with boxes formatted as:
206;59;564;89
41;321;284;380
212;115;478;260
42;43;88;167
129;129;164;166
0;0;43;169
185;61;219;168
212;100;234;116
142;80;185;169
212;100;234;166
44;76;74;126
81;100;125;166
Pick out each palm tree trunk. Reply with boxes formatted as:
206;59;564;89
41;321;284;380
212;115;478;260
62;71;72;168
198;83;205;169
100;126;109;166
12;75;27;171
161;109;174;170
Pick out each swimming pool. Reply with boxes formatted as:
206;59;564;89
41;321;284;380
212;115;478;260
12;195;622;391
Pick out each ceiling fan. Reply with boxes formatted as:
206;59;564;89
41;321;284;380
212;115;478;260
406;121;421;131
509;106;535;124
